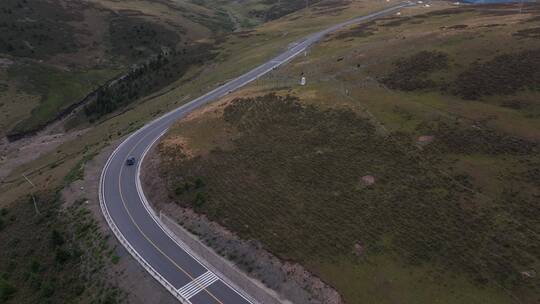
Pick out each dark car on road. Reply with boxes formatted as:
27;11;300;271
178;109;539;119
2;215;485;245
126;156;136;166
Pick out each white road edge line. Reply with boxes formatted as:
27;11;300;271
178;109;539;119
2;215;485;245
99;137;191;304
136;127;259;304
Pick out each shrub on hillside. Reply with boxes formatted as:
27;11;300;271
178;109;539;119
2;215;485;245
84;44;215;120
381;51;449;91
453;49;540;99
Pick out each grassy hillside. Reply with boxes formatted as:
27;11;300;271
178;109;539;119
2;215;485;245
192;0;335;28
1;0;396;203
0;0;234;138
0;4;411;304
0;190;124;304
1;0;338;138
157;2;540;303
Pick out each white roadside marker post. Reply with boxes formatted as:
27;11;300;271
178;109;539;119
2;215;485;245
22;174;40;215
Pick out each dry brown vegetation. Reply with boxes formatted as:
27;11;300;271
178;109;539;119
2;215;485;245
381;50;449;91
453;49;540;99
159;94;540;303
154;3;540;303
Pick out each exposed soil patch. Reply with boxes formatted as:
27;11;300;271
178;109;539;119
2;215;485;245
360;174;376;186
417;135;435;146
0;124;89;182
159;135;193;159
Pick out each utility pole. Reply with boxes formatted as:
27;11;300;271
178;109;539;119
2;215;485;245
22;174;39;215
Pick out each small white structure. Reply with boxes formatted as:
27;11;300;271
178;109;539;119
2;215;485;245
396;11;402;15
300;76;306;86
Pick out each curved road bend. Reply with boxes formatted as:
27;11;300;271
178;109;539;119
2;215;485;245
100;2;414;304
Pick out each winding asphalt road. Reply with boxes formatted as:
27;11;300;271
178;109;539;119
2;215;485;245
99;2;413;303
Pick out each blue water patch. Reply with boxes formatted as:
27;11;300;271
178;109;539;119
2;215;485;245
460;0;530;3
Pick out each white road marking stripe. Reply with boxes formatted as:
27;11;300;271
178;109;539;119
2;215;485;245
178;272;219;299
178;271;219;300
179;271;214;295
183;275;218;299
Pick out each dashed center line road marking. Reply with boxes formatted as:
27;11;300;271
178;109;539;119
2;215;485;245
178;271;219;300
117;129;225;304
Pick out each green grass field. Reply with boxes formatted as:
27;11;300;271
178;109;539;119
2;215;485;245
156;3;540;303
6;63;119;135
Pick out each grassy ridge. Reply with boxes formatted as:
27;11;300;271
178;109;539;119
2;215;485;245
6;63;119;135
0;0;236;137
159;94;539;303
157;3;540;303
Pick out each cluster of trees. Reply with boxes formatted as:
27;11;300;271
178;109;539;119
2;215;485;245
84;45;215;120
